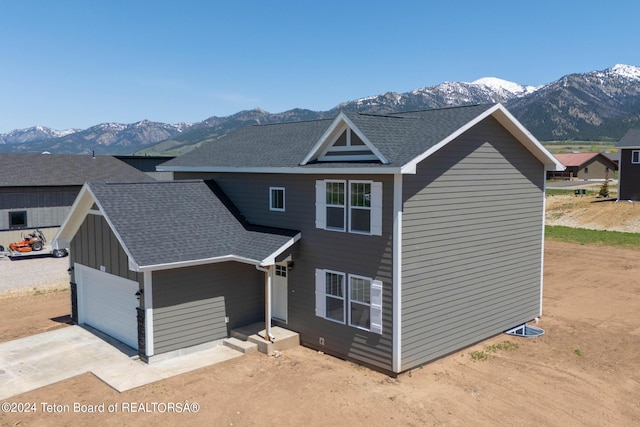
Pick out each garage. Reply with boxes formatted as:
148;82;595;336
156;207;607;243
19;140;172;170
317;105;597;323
75;264;139;349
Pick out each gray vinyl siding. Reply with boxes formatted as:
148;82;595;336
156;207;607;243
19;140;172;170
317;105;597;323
175;172;395;372
70;213;141;284
619;149;640;200
400;116;545;371
0;186;79;231
151;263;264;354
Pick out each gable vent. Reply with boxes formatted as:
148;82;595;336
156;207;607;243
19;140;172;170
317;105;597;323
318;129;380;162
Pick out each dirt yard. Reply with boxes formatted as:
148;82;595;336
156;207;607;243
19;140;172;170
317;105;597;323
546;193;640;233
0;238;638;426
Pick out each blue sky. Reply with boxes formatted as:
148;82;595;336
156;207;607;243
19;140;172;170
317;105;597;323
0;0;638;133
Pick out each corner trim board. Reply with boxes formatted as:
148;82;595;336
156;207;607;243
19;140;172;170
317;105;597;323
144;271;154;357
392;173;402;372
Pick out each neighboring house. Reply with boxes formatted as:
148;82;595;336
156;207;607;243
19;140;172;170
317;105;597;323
114;155;176;181
617;128;640;201
548;153;618;180
55;104;564;375
0;153;155;245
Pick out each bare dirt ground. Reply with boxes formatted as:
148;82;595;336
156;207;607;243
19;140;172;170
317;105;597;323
1;196;640;426
546;193;640;233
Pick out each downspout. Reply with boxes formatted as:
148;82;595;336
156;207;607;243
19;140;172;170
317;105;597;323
256;265;274;342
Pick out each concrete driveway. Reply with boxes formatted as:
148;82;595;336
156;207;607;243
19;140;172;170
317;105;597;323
0;326;242;400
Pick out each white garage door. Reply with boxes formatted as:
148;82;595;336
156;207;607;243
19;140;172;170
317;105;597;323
76;264;139;349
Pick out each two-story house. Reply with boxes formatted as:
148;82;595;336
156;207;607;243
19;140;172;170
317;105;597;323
54;104;563;375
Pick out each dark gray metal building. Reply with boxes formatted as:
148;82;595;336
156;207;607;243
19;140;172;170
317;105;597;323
617;128;640;201
0;153;155;245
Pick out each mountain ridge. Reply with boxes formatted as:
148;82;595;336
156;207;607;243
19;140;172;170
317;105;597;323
1;64;639;154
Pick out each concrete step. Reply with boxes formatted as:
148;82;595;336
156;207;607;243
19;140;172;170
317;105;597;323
223;337;258;354
231;323;300;356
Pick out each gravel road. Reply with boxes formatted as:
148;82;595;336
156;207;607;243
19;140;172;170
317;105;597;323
0;255;69;295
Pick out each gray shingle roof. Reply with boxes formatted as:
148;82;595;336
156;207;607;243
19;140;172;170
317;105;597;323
160;104;497;170
346;105;496;165
88;180;298;268
0;153;156;187
617;128;640;147
162;119;333;169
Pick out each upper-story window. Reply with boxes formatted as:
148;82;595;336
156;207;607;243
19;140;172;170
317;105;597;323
315;180;382;236
632;150;640;164
325;180;345;231
269;187;285;212
350;181;371;234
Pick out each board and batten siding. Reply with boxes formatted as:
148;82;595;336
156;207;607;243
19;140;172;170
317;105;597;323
70;212;141;284
174;172;396;372
619;149;640;201
151;262;264;355
400;116;545;371
0;186;79;231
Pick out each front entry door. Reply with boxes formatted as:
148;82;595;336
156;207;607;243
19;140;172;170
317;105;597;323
272;263;288;322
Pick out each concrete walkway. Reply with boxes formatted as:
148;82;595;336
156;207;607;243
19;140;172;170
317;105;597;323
0;326;243;400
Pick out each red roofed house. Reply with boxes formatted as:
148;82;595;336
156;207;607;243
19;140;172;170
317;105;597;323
549;153;618;180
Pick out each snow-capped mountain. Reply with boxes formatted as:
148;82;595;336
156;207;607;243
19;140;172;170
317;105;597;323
506;64;640;140
330;77;541;115
0;125;81;145
0;120;192;154
471;77;541;96
2;64;640;154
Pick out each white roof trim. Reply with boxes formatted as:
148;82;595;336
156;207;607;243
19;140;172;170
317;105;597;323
136;232;301;272
260;232;301;266
136;255;262;272
53;184;94;249
157;165;402;175
400;104;565;174
53;184;140;271
299;112;389;165
54;183;302;273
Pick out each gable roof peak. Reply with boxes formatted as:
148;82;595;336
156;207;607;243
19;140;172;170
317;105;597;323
299;111;390;165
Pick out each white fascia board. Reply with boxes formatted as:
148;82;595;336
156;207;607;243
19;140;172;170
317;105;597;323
400;105;499;174
400;104;566;174
53;184;142;272
340;114;390;164
260;232;302;266
53;184;96;249
300;112;349;165
298;112;389;165
157;165;402;175
136;254;261;272
491;105;565;171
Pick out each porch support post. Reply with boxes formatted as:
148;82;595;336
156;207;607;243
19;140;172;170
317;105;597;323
257;265;273;342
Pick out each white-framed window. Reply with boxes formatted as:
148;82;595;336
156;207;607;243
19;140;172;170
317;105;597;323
349;181;371;234
632;150;640;164
269;187;285;212
325;180;346;231
315;268;382;334
315;180;382;235
324;270;345;323
349;275;371;329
